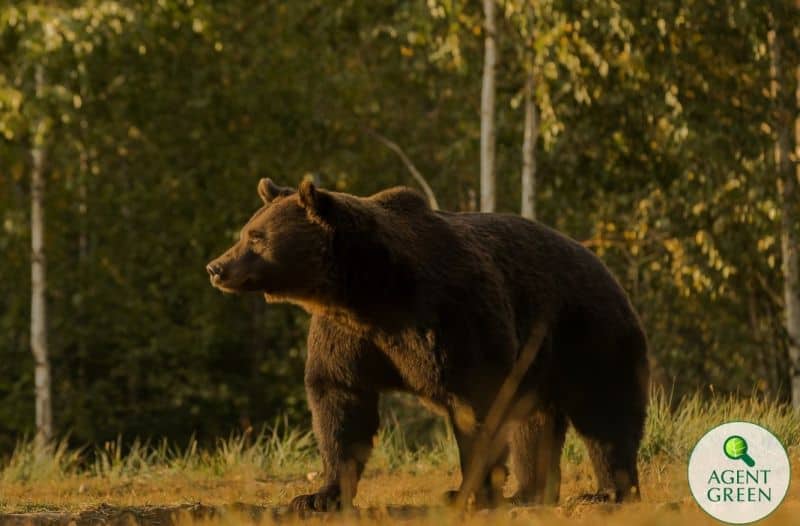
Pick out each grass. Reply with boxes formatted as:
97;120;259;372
1;388;799;525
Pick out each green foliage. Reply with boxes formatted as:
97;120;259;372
0;0;799;451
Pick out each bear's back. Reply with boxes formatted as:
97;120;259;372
435;210;635;323
361;188;635;333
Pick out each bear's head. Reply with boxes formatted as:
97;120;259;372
206;178;428;314
206;178;330;303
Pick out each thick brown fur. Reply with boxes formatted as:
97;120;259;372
207;179;650;511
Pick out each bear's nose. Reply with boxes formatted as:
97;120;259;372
206;263;222;278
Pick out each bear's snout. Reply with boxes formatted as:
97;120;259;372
206;260;228;288
206;250;261;293
206;262;223;278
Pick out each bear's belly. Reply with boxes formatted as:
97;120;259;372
371;330;451;403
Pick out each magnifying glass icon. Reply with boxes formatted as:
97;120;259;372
723;435;755;467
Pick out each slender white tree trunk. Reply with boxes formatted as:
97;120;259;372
521;70;538;220
31;64;52;445
480;0;497;212
770;26;800;409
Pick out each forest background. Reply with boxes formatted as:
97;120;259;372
1;0;800;454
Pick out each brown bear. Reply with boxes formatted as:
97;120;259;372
207;179;649;511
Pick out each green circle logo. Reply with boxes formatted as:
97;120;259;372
688;422;790;524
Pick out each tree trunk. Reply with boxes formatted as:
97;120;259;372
480;0;497;212
769;26;800;409
787;58;800;409
367;130;440;210
521;70;538;220
31;64;53;445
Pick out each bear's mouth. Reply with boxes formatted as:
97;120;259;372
210;275;240;293
210;275;259;294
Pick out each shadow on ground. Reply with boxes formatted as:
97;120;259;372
0;501;688;526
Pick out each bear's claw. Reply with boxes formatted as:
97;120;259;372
442;489;506;509
566;492;612;506
290;490;341;512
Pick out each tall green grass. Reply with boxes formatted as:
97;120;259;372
2;389;798;483
0;438;82;483
638;387;800;462
561;388;800;467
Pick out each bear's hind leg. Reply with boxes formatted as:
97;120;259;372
581;432;641;503
508;409;567;505
447;426;509;508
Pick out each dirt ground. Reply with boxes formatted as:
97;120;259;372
1;462;799;525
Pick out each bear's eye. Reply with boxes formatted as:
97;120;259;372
247;231;265;246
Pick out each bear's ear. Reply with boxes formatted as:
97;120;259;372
257;178;294;204
298;180;335;224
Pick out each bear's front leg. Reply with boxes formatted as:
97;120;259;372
290;378;379;512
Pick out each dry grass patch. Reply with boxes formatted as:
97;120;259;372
1;389;799;525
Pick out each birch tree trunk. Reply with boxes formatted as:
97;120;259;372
480;0;497;212
769;26;800;409
521;70;538;220
31;64;52;445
